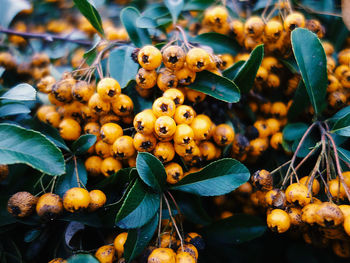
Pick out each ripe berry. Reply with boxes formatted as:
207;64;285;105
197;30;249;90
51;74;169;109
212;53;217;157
36;193;63;220
138;45;162;70
7;192;37;218
174;124;194;145
63;187;91;213
152;97;176;117
88;93;111;115
174;105;196;125
136;68;157;89
101;157;122;177
100;123;123;144
147;248;176;263
285;183;311;207
113;136;136;159
165;162;184;184
284;12;305;32
153;142;175;163
97;78;121;101
88;190;106;212
213;124;235;146
163;88;184;106
157;68;178;92
114;232;128;259
59;118;81;141
133;132;157;152
112;94;134;116
133;109;156;135
267;209;291;233
154;116;177;138
186;48;210;72
95;245;116;263
85;155;102;176
162;45;185;70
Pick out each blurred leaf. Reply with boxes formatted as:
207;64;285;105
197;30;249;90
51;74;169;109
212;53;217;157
136;16;158;28
142;5;169;18
0;103;31;117
330;106;350;121
0;84;36;101
222;60;245;80
283;123;308;141
164;0;184;24
109;46;139;89
24;229;40;243
0;0;31;28
337;146;350;163
0;124;65;176
72;134;96;155
116;179;160;229
171;158;250;196
73;0;104;36
203;214;266;245
188;71;240;103
280;57;299;74
233;45;264;93
67;254;99;263
331;112;350;137
287;81;310;121
55;158;87;196
124;213;158;262
194;33;240;55
121;7;152;48
292;133;318;158
136;152;167;192
178;194;212;225
291;28;327;117
183;0;216;11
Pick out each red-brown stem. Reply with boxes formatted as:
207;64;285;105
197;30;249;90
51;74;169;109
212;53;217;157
157;197;163;247
167;191;184;235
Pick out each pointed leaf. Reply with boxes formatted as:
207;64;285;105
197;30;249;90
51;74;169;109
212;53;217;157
171;158;250;196
222;60;245;80
121;7;152;48
0;103;31;117
283;123;308;141
72;134;96;155
287;81;310;121
0;0;31;28
116;179;160;229
188;71;240;103
109;46;139;89
232;45;264;93
164;0;184;24
124;214;158;262
0;124;65;176
0;84;36;101
136;152;167;192
67;254;99;263
291;28;327;117
73;0;104;36
331;112;350;137
193;33;240;55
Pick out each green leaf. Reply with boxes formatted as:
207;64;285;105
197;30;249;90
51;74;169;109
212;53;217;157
203;214;266;245
287;81;310;121
72;134;96;155
0;124;65;176
188;71;240;103
331;112;350;137
291;28;327;117
136;152;166;193
116;179;160;229
109;46;139;89
0;0;31;28
124;214;158;262
337;147;350;164
121;7;152;48
142;5;169;18
136;16;158;28
178;194;212;225
0;103;31;117
164;0;184;24
24;229;40;243
123;81;152;113
183;0;216;11
73;0;104;36
222;60;245;80
283;123;308;141
55;158;87;196
232;45;264;93
67;254;99;263
171;158;250;196
330;106;350;121
193;33;240;55
0;84;36;101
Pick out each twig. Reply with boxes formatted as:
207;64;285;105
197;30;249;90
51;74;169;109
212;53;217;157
157;197;163;247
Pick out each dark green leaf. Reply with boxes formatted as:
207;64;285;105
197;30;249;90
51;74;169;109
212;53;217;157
331;112;350;137
280;57;299;74
188;71;240;103
233;44;264;93
67;254;99;263
164;0;184;24
0;84;36;101
73;0;104;36
203;214;266;245
72;134;96;155
142;5;169;18
291;134;318;158
24;229;40;243
193;33;240;55
109;46;139;89
183;0;216;11
291;28;327;117
178;194;212;225
0;103;31;117
171;158;250;196
337;146;350;164
55;158;87;196
121;7;152;48
283;123;308;141
116;179;160;229
0;0;31;28
124;213;158;262
136;152;167;192
124;81;153;114
287;81;310;121
136;16;158;28
222;60;245;80
83;40;99;66
330;106;350;121
0;124;65;176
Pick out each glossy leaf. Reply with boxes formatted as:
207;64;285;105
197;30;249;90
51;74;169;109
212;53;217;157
171;158;250;196
337;146;350;164
0;124;65;176
142;5;169;18
136;16;158;28
194;33;240;55
109;46;139;88
287;81;310;121
0;0;31;28
331;112;350;136
0;84;36;101
67;254;99;263
291;28;327;117
72;134;96;155
55;158;87;196
136;152;167;192
232;45;264;93
188;71;240;103
222;60;245;80
124;214;158;262
330;105;350;121
73;0;104;36
164;0;184;24
283;123;308;141
121;7;152;48
0;103;31;117
203;214;267;245
116;179;160;229
183;0;216;11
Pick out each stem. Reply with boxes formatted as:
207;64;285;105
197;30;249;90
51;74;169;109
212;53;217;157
157;197;163;247
73;155;82;188
0;28;92;46
167;191;184;236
